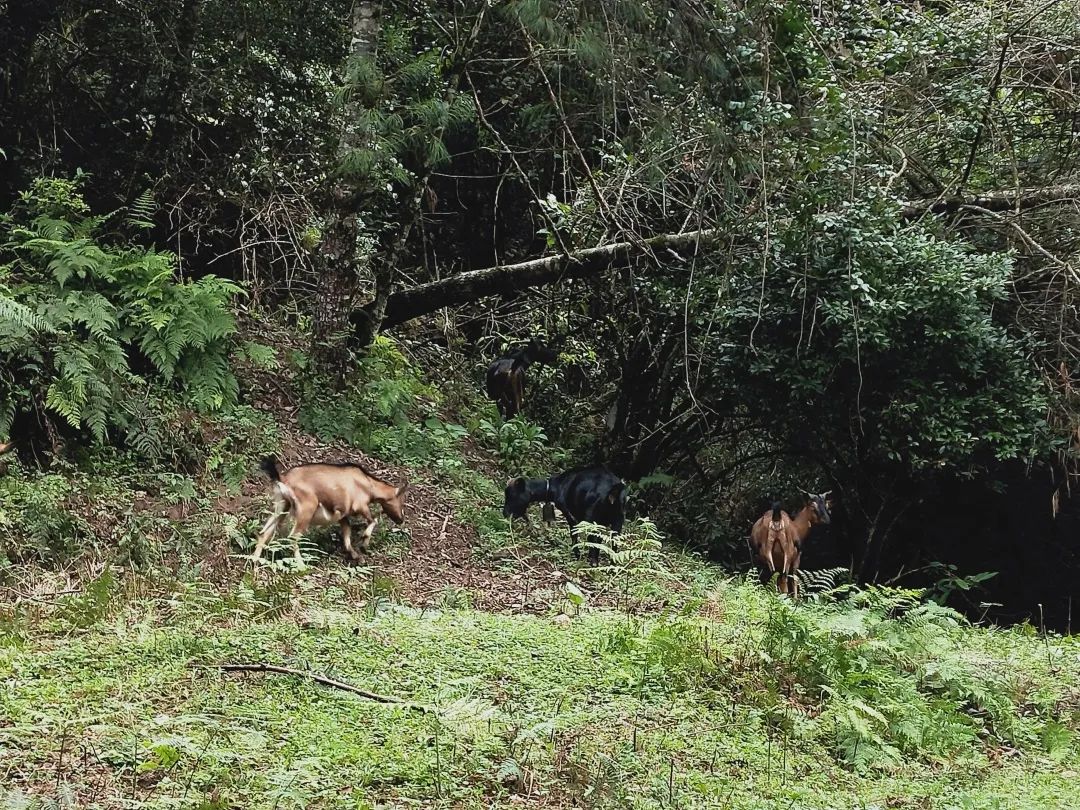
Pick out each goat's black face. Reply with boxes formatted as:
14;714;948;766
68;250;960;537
811;493;832;525
527;338;559;364
503;477;530;519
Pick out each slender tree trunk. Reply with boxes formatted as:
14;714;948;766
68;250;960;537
353;4;489;348
139;0;203;181
311;0;380;377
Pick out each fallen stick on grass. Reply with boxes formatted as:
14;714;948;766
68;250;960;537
219;663;432;713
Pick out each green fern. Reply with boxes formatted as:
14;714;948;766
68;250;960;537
126;189;157;231
0;176;242;444
796;566;852;595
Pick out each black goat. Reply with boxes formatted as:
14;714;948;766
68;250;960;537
485;338;558;419
503;465;627;564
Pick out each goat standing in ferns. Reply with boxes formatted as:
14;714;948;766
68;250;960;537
253;456;408;566
750;491;831;598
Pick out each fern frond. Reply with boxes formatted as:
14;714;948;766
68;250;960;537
0;293;45;334
796;566;853;595
126;189;157;230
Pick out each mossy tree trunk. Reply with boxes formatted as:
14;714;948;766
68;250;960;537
311;0;380;379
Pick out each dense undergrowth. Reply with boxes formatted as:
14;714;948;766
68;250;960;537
0;181;1076;804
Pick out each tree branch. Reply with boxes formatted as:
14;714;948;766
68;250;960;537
373;227;722;330
367;183;1080;332
219;663;432;712
899;183;1080;218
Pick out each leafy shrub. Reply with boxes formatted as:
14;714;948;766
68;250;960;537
0;176;242;443
0;467;83;563
299;335;440;463
752;584;1041;772
476;415;549;472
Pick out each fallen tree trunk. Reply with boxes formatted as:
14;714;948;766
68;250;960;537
899;183;1080;218
366;183;1080;333
368;227;723;330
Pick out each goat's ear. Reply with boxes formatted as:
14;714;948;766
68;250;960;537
396;482;409;496
505;477;523;490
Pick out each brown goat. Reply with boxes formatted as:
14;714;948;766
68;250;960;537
252;457;408;565
750;491;831;597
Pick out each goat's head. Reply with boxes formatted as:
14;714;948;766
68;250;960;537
804;490;832;525
526;338;559;364
503;477;531;519
381;482;410;524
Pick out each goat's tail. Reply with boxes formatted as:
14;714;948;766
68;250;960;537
259;456;281;482
770;500;782;524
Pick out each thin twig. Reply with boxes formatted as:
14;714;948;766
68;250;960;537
218;663;432;712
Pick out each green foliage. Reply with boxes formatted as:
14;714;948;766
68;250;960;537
0;177;242;443
924;562;999;605
203;405;281;493
476;416;549;473
750;583;1057;773
2;547;1078;808
298;336;442;464
0;468;82;563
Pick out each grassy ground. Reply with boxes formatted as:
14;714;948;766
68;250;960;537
2;557;1078;809
2;340;1078;809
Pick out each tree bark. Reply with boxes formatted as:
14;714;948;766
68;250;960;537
899;183;1080;218
365;227;724;331
310;1;381;377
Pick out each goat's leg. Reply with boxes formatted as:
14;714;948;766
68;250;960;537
511;375;524;418
287;507;315;566
354;504;376;551
780;538;797;596
340;519;362;561
252;509;285;561
790;551;802;599
360;519;377;551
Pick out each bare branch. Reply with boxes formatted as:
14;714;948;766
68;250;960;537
219;663;432;712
